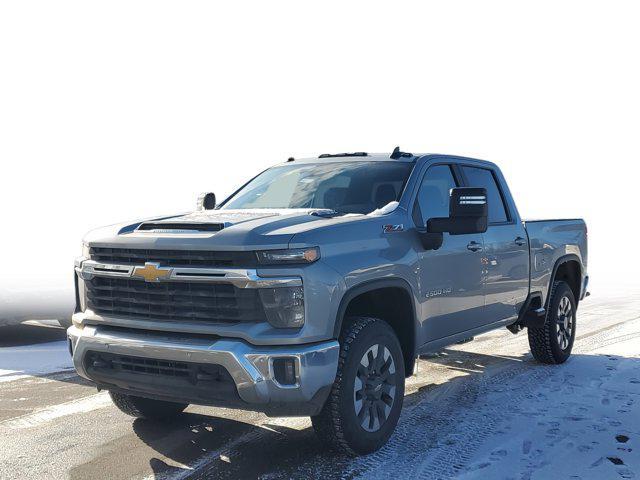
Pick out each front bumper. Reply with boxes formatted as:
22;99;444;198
68;324;339;416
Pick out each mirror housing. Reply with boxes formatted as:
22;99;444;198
197;192;216;211
427;187;488;235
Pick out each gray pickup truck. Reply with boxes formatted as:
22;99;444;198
69;149;588;454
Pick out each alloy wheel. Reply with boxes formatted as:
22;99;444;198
555;295;573;350
353;344;397;432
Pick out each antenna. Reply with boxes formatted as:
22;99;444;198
390;146;413;159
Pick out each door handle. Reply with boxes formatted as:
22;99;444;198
514;236;526;246
467;241;482;252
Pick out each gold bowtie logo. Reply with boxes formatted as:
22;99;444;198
132;262;172;282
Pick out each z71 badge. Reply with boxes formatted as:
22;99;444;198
383;224;404;233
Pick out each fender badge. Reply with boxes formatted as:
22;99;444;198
383;224;404;233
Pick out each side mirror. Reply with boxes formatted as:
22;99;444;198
197;192;216;211
427;187;488;235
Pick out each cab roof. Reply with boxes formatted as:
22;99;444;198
290;147;420;164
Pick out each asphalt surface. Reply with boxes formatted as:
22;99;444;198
1;291;638;480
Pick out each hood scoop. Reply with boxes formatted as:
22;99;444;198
136;222;224;233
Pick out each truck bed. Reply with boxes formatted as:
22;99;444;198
523;218;588;306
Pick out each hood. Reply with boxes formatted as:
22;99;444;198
83;208;357;251
135;209;318;232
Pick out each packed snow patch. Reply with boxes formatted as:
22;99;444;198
0;340;72;383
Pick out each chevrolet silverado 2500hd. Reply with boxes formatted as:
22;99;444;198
69;149;588;455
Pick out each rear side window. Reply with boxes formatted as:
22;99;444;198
461;166;509;223
413;165;457;225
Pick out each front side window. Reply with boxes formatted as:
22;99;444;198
461;166;509;223
222;162;414;214
413;164;457;225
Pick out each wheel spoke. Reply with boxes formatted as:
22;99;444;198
375;345;385;370
381;392;394;407
382;373;396;387
379;355;392;376
357;401;368;423
367;350;375;371
368;404;376;430
376;401;387;425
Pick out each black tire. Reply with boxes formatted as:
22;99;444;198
528;281;577;364
311;317;405;455
109;392;187;420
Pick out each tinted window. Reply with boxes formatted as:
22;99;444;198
461;166;508;223
414;165;457;225
222;162;414;214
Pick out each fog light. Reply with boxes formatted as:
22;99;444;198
273;357;297;386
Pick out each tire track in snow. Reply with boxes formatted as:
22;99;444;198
409;315;640;479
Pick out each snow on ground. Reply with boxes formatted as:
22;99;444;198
423;322;640;480
342;294;640;480
0;322;72;382
452;346;639;479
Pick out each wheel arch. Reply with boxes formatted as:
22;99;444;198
334;278;418;376
547;254;582;308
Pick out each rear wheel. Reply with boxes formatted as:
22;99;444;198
109;392;187;420
528;281;577;364
311;317;405;455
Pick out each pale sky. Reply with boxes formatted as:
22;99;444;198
1;1;638;319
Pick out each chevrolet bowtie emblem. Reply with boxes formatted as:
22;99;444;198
132;262;173;282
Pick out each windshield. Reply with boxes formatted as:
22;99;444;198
221;161;414;214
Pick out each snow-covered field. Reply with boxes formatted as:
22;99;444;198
0;293;638;479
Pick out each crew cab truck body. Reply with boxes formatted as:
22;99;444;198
69;151;588;454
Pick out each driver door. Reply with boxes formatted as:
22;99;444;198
414;164;486;344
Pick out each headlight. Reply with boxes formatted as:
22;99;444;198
259;286;305;328
75;243;90;268
256;247;320;265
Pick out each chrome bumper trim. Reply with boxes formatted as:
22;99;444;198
76;260;302;288
68;325;339;407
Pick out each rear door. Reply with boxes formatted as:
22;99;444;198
413;163;486;342
460;165;529;323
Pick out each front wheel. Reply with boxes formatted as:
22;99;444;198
311;317;405;455
109;392;187;420
528;281;577;364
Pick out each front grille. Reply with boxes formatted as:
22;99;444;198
101;354;191;378
84;351;241;405
86;276;265;324
90;247;257;268
86;352;232;382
